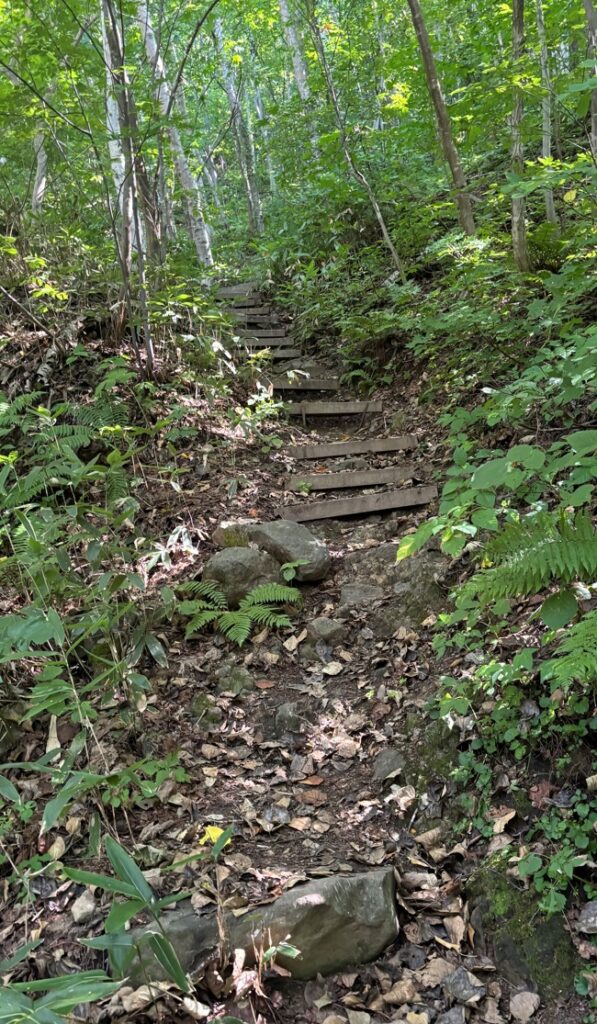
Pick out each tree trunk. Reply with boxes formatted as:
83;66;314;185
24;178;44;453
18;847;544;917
279;0;310;102
511;0;531;271
306;4;407;282
31;128;48;213
406;0;476;235
535;0;558;224
583;0;597;158
136;0;213;265
254;87;277;196
213;18;264;235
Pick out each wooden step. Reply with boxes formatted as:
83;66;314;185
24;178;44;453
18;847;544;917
287;466;414;492
238;328;288;339
286;400;383;417
277;484;437;522
219;281;259;298
244;348;302;361
270;377;340;392
242;336;294;348
287;435;417;459
228;306;272;318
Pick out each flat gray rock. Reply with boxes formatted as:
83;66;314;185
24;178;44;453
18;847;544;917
126;867;398;984
577;901;597;934
339;583;384;609
307;617;346;643
203;548;282;607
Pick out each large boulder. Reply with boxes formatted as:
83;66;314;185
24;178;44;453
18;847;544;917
213;520;330;582
127;868;398;984
203;548;282;607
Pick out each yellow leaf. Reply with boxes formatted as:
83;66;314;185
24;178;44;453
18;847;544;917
563;190;577;203
198;825;230;847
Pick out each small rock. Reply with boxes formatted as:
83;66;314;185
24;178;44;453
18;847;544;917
407;1013;431;1024
213;519;331;582
385;977;418;1005
437;1009;466;1024
577;901;597;934
373;748;406;782
189;693;223;727
216;665;254;695
275;701;302;735
339;583;384;609
443;966;486;1005
509;991;540;1022
203;548;283;607
308;617;346;643
71;890;97;924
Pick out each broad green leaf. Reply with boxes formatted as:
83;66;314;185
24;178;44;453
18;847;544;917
0;774;20;803
518;853;542;877
540;590;578;630
471;458;509;490
63;866;139;898
471;508;498;530
104;836;155;904
395;521;434;561
147;931;190;992
145;633;168;667
105;898;145;933
565;430;597;454
508;444;545;470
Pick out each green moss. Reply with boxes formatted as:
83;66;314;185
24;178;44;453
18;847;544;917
403;719;460;788
468;860;580;1000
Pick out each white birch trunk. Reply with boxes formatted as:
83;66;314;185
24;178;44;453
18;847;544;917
31;129;47;213
213;18;264;235
512;0;531;271
279;0;310;101
136;0;213;266
254;88;277;196
535;0;558;224
101;5;125;211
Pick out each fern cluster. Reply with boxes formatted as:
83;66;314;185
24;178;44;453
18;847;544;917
462;511;597;605
542;610;597;690
177;580;301;646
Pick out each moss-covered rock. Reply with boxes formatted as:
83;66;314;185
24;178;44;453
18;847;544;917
467;861;580;1000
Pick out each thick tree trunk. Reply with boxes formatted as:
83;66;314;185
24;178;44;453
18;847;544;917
406;0;476;235
213;19;264;235
306;5;407;282
583;0;597;157
254;87;277;196
136;0;213;265
511;0;531;271
535;0;558;224
279;0;310;102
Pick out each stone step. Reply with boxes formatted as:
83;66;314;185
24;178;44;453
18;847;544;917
287;466;414;492
276;484;438;522
270;377;340;392
286;400;383;417
238;328;288;339
287;435;417;459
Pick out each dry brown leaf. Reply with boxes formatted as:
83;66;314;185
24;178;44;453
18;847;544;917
302;775;324;786
323;661;344;676
492;809;516;834
385;784;416;811
288;816;311;831
416;957;455;988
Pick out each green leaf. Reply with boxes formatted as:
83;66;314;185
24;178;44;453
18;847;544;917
147;931;190;992
63;866;139;898
145;633;168;667
104;836;155;905
0;938;43;971
471;458;509;490
0;774;20;803
508;444;545;470
518;853;542;877
105;898;145;933
540;590;578;630
471;508;498;531
565;430;597;454
396;521;435;561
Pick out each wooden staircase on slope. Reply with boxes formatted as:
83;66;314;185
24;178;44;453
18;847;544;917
219;280;438;522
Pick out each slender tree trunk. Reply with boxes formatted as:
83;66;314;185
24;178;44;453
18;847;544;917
306;5;407;282
511;0;531;271
213;18;264;235
254;87;277;196
406;0;476;235
136;0;213;265
102;0;155;376
583;0;597;157
535;0;558;224
279;0;310;102
31;128;47;213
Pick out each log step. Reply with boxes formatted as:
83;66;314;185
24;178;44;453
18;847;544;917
286;401;383;417
287;435;417;459
277;484;438;522
245;348;302;361
270;377;340;392
228;306;272;318
238;328;288;339
242;337;295;349
287;466;414;492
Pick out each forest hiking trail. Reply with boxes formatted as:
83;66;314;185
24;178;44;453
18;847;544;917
110;283;582;1023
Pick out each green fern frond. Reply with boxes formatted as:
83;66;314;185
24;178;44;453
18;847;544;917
218;611;252;646
184;610;221;637
177;580;228;608
106;467;129;503
246;605;293;628
177;599;219;615
463;511;597;605
240;583;301;608
541;610;597;689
